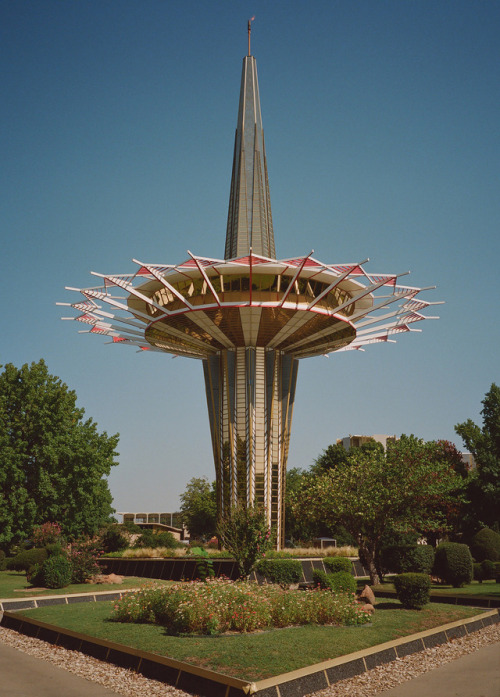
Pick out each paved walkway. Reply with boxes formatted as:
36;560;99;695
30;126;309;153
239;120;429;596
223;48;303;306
1;637;499;697
0;641;125;697
374;641;500;697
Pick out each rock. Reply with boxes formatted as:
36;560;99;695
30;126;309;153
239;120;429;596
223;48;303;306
91;573;124;584
358;584;376;605
360;603;375;614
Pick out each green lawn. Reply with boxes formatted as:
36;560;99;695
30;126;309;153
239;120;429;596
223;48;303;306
372;579;500;598
18;600;486;680
0;571;159;599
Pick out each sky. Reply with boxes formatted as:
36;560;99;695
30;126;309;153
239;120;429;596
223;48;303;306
2;0;499;514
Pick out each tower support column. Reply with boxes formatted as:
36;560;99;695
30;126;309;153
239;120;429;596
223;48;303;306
203;348;298;548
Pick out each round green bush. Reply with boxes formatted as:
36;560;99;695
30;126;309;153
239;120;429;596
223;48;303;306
394;573;431;609
324;556;352;574
41;555;73;588
473;562;484;582
470;528;500;563
433;542;473;587
480;559;496;581
255;558;302;586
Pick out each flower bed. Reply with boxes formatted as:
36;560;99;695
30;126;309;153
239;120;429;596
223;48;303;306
111;578;371;634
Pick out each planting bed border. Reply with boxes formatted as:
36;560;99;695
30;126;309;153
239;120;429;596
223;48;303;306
1;605;498;697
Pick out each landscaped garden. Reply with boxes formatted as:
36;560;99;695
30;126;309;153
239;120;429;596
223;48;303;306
17;594;487;680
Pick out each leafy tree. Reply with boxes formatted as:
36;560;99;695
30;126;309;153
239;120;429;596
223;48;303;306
284;467;355;546
455;383;500;532
179;477;217;540
310;439;384;475
290;435;466;584
0;360;119;551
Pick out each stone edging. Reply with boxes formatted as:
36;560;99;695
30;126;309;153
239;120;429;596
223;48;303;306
0;589;133;615
1;604;498;697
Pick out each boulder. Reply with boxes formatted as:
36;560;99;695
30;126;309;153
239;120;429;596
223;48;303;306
360;603;375;615
358;584;376;605
91;573;124;584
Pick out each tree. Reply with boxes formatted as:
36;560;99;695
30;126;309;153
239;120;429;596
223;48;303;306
290;435;466;584
217;505;274;578
179;477;217;540
455;383;500;531
311;440;385;475
0;360;119;551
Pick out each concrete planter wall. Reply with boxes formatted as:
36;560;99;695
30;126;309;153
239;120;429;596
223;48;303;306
98;556;368;583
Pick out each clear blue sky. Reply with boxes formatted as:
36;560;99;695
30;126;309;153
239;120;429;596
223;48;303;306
2;1;499;513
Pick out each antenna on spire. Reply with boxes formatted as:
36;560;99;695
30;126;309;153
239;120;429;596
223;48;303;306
248;16;255;56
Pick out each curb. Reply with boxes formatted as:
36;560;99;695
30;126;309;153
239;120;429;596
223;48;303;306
1;605;498;697
0;589;138;615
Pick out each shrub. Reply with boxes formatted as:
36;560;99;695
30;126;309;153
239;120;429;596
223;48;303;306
112;579;371;634
134;530;178;550
312;569;356;594
324;556;352;574
6;547;48;573
470;528;500;563
217;505;274;579
66;538;102;583
0;550;6;571
188;547;215;581
480;559;496;581
433;542;473;587
326;571;357;594
255;558;302;587
122;521;142;534
403;546;435;574
101;526;129;554
394;573;431;609
32;522;63;547
45;542;65;557
41;555;73;588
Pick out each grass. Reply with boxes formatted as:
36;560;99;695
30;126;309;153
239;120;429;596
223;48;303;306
0;570;162;599
372;579;500;598
18;598;485;680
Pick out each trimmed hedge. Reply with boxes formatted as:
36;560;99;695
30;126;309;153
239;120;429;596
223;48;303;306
394;573;431;609
433;542;473;587
474;559;496;582
470;528;500;563
6;547;48;573
256;558;302;587
323;556;352;574
312;569;357;594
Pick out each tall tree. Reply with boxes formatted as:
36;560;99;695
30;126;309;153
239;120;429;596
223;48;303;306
455;383;500;531
290;435;466;584
179;477;217;540
0;360;119;550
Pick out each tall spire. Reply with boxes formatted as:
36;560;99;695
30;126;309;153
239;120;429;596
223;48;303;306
224;48;275;259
